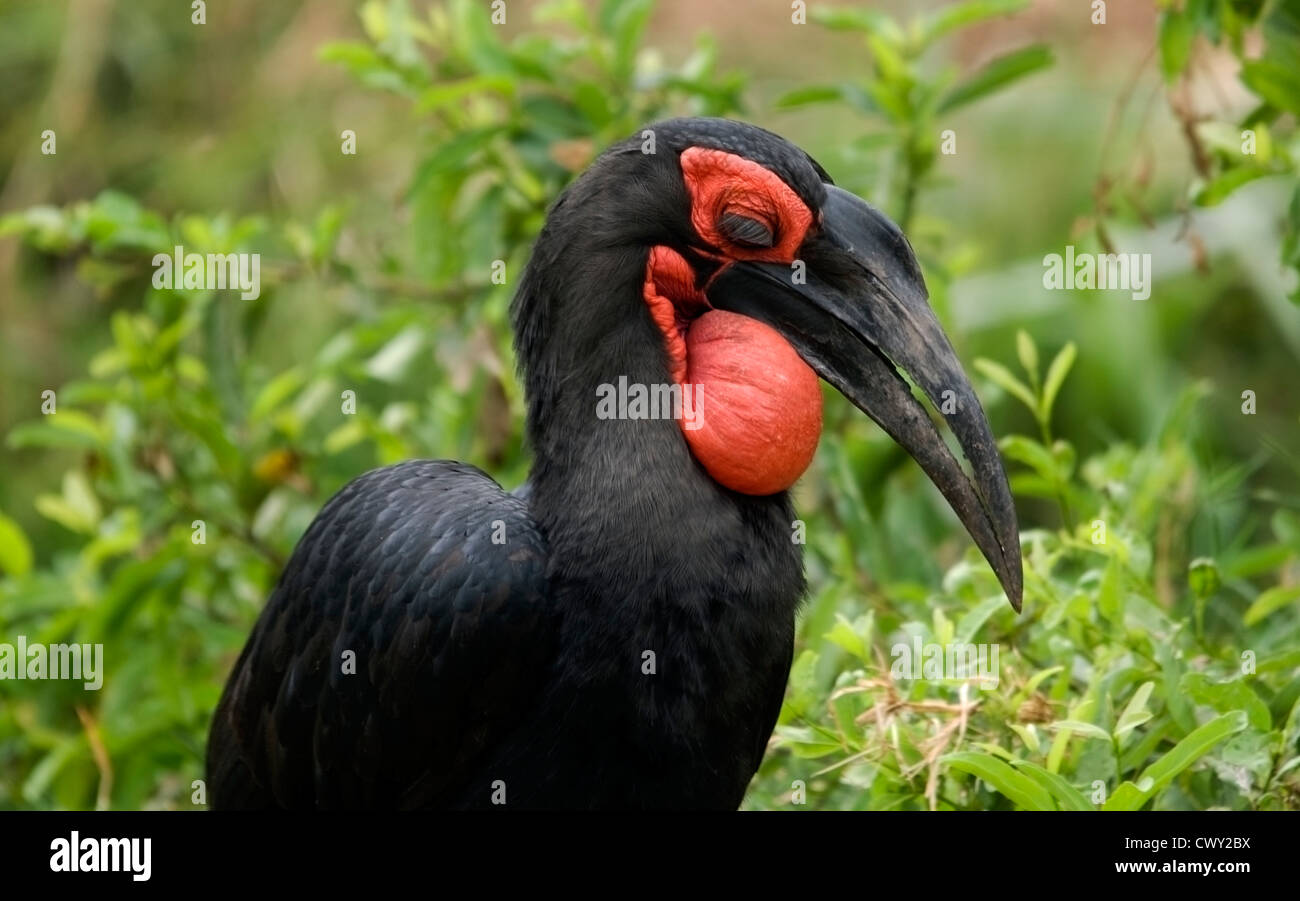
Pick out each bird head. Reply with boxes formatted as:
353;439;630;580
514;117;1022;611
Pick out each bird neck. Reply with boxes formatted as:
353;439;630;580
517;254;805;610
511;226;806;798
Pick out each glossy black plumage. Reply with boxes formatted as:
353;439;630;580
208;453;802;808
208;117;1020;809
207;462;555;807
209;120;818;809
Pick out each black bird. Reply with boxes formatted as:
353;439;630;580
207;118;1022;810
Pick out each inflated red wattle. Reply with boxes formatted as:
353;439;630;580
682;310;822;495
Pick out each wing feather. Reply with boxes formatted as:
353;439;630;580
207;460;552;809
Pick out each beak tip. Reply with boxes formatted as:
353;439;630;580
1002;555;1024;613
999;541;1024;613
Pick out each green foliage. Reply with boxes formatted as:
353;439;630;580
1157;0;1300;300
778;0;1053;236
317;0;740;286
747;333;1300;810
738;2;1300;811
1;0;1297;813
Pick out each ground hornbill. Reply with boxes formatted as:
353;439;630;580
207;117;1022;810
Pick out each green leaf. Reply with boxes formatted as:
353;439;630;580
1181;673;1271;731
324;420;368;455
8;422;95;451
1103;712;1249;809
1222;541;1293;578
1193;165;1273;206
1039;341;1076;423
365;327;425;382
0;510;34;576
35;472;102;535
782;649;819;718
1103;781;1149;811
1010;759;1093;811
773;725;843;759
1016;329;1039;386
608;0;653;81
1050;720;1112;742
172;405;241;481
864;79;911;124
21;738;83;804
1023;666;1064;696
317;42;416;95
63;471;102;526
866;33;908;85
955;594;1006;644
1197;120;1257;157
1120;717;1172;774
1240;59;1300;116
7;410;106;451
1275;509;1300;548
943;751;1056;810
250;367;305;422
1;205;83;252
810;7;904;44
823;612;873;662
1009;724;1041;753
1158;11;1195;84
974;358;1037;414
933;607;955;647
1045;723;1073;774
1244;583;1300;626
1000;435;1062;483
921;0;1028;45
408;126;504;196
776;85;853;109
573;81;612;127
1115;681;1156;739
938;44;1053;113
414;75;515;114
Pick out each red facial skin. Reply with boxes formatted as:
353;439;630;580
641;148;823;496
679;147;813;262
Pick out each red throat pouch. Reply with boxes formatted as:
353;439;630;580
682;310;822;495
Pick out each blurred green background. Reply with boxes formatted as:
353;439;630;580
1;0;1298;810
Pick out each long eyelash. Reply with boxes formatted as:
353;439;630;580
719;212;774;248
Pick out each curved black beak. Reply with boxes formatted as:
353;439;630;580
706;185;1023;611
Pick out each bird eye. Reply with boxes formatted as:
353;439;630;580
717;211;775;249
